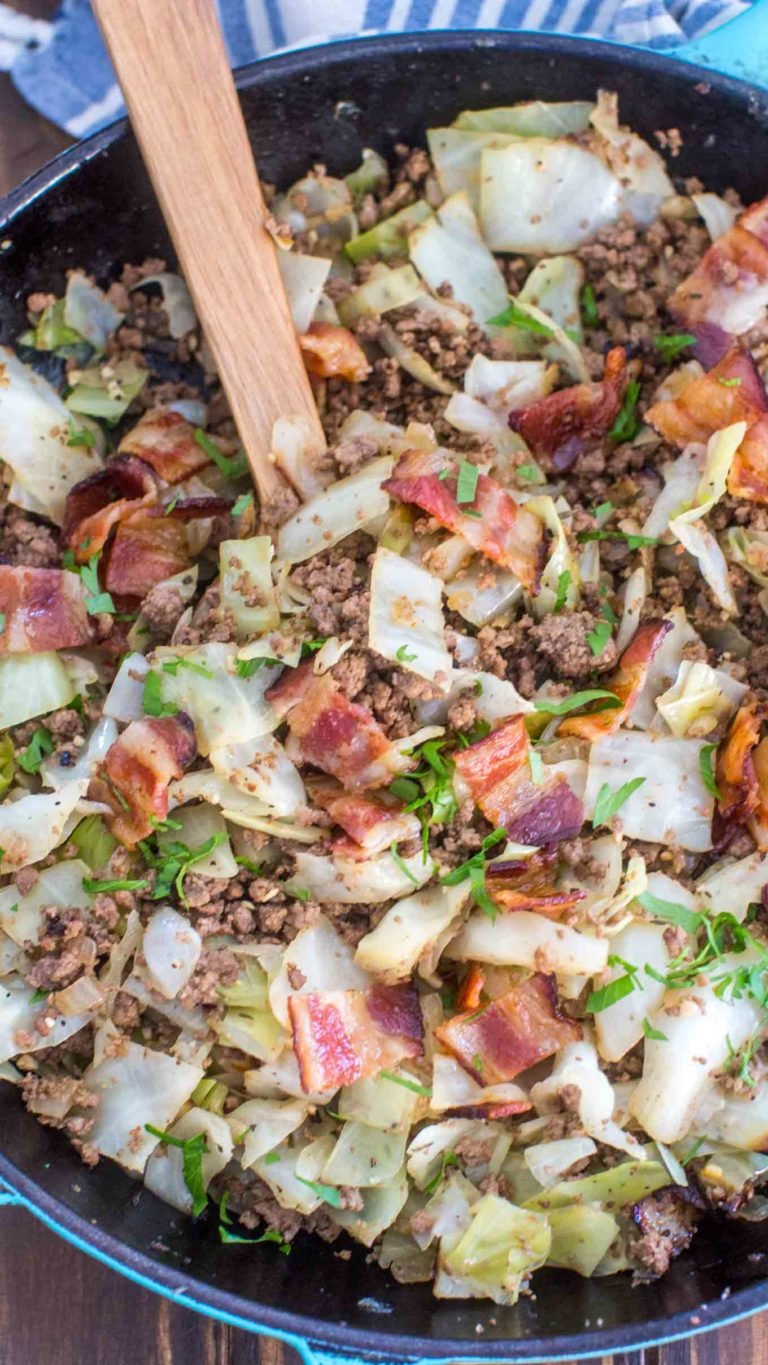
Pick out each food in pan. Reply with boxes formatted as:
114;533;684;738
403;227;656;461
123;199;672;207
2;90;768;1301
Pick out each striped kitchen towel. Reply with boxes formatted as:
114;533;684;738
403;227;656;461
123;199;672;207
1;0;752;139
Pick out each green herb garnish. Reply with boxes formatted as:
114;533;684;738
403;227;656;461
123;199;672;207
17;726;54;775
295;1177;342;1208
576;529;659;550
390;842;420;885
395;644;417;663
581;283;599;328
642;1017;668;1042
424;1150;459;1195
608;379;641;444
456;459;479;506
699;743;721;799
66;418;96;448
653;333;696;363
142;671;179;718
636;890;702;937
380;1070;432;1097
232;493;254;516
487;301;554;335
145;1125;209;1216
592;777;645;828
553;569;571;614
533;688;622;717
82;876;149;894
79;553;115;616
193;427;248;479
586;619;613;658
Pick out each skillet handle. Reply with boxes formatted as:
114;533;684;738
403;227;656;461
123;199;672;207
0;1176;22;1207
669;0;768;88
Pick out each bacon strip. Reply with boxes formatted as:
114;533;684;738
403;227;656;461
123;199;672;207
453;714;584;845
0;565;93;654
118;409;213;484
645;348;768;502
104;497;231;599
268;663;406;790
436;973;581;1085
669;197;768;337
714;697;764;848
288;982;423;1092
63;456;158;559
559;619;672;741
308;778;420;853
485;849;587;919
299;322;371;383
508;347;629;468
89;714;196;846
382;448;546;592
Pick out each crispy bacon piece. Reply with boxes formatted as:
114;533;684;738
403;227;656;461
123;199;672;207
104;496;231;598
89;714;196;846
298;322;371;383
118;409;213;484
714;697;764;847
453;714;584;845
0;565;93;654
508;348;629;468
669;201;768;336
288;982;423;1093
559;619;672;742
383;448;546;591
485;849;587;919
309;778;420;853
456;964;485;1012
268;664;404;790
436;973;581;1085
63;456;158;559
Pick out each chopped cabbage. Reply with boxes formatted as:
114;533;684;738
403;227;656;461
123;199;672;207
630;607;702;728
151;642;281;753
547;1204;620;1277
408;1119;510;1190
531;1038;645;1159
40;716;117;790
330;1170;410;1247
337;264;424;327
691;191;738;241
696;850;768;923
144;1107;232;1214
0;651;77;730
447;910;608;976
584;731;714;852
0;975;91;1063
593;920;670;1062
525;1159;669;1212
269;915;369;1028
464;354;553;409
276;456;393;565
210;735;306;817
346;200;433;263
103;652;149;722
276;251;332;332
338;1070;422;1132
0;859;90;947
444;563;524;628
441;1194;551;1306
219;536;280;637
127;566;199;654
527;494;581;617
226;1097;309;1167
368;546;451;689
64;271;124;350
83;1041;203;1172
479;141;620;254
589;90;674;222
132;272;197;337
0;780;88;874
409;192;508;331
427;128;517;209
523;1137;597;1189
323;1122;407;1188
355;882;469;981
642;448;704;538
142;906;202;999
66;357;148;424
377;322;455;395
292;847;435;904
0;348;103;523
615;566;647;655
655;659;746;737
511;256;586;376
454;101;593;135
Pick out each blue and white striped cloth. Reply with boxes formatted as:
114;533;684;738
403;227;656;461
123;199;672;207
0;0;751;139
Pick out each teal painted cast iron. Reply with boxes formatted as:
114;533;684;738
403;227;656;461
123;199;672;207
2;11;768;1360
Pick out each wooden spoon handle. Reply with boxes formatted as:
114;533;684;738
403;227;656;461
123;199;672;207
92;0;325;507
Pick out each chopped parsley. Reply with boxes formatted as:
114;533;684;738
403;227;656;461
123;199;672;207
529;748;544;785
161;657;214;679
718;377;742;388
441;828;506;921
553;569;571;614
142;671;179;717
642;1017;668;1042
295;1177;342;1208
456;459;480;506
283;882;310;902
236;656;280;677
79;553;115;616
586;619;613;658
395;644;417;663
594;500;614;522
193;427;248;479
516;463;543;483
533;688;622;717
17;726;54;775
220;1224;291;1251
82;875;149;894
636;890;702;937
391;736;458;842
581;283;599;328
699;742;721;799
486;301;554;335
232;492;254;516
0;613;5;635
608;379;641;444
66;418;96;448
390;842;420;884
139;832;228;903
592;777;646;828
653;333;696;363
380;1070;432;1097
587;957;640;1013
145;1124;209;1216
424;1150;459;1195
576;528;659;550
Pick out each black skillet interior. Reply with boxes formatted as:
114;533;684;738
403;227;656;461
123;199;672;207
2;30;768;1362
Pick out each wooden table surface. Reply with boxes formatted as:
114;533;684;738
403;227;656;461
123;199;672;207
0;4;767;1363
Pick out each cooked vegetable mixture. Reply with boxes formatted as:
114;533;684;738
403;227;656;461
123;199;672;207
4;90;768;1301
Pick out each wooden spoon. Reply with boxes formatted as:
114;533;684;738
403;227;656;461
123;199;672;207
92;0;325;508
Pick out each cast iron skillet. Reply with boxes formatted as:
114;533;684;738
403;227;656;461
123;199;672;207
2;26;768;1364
